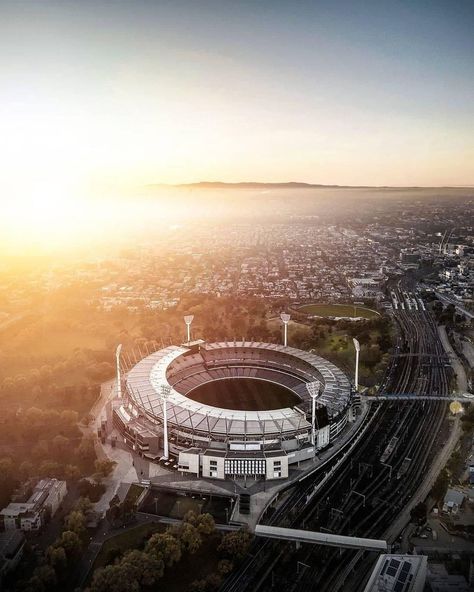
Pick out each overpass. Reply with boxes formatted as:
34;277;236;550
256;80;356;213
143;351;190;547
255;524;388;552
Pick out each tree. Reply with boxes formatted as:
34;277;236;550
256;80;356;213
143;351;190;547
173;522;202;553
94;459;116;478
76;437;95;462
410;502;427;524
39;460;62;478
120;549;164;587
90;564;140;592
190;573;222;592
46;544;68;573
218;530;252;561
64;510;87;536
78;478;106;502
75;496;93;514
431;469;450;501
53;435;70;460
26;565;57;592
57;530;83;558
19;460;34;480
195;513;216;535
146;532;182;566
65;464;81;482
218;559;234;576
60;409;79;426
0;457;15;507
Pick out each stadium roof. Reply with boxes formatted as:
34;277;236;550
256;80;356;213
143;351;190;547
125;341;351;439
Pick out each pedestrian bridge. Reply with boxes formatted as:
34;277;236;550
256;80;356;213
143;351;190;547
255;525;388;552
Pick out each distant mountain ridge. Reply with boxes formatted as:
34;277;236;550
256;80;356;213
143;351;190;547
147;181;469;190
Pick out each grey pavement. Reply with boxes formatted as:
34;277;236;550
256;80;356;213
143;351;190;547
462;339;474;370
438;325;468;393
384;415;461;544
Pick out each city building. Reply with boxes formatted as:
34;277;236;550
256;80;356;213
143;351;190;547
442;488;465;515
0;479;67;531
0;531;25;585
427;563;472;592
363;554;427;592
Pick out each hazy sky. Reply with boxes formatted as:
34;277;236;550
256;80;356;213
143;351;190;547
1;0;474;197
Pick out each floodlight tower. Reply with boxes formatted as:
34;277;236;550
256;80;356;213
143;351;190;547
115;344;123;399
280;313;291;347
307;381;320;447
160;384;171;460
184;315;194;344
353;338;360;392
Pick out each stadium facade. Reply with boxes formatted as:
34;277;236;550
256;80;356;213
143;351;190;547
112;340;356;482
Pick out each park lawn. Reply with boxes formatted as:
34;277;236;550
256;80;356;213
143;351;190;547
313;329;355;370
266;318;311;339
92;522;166;571
124;483;145;506
298;303;379;319
311;326;388;386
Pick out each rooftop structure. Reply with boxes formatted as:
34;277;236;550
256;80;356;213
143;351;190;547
0;531;25;584
0;479;67;531
363;554;427;592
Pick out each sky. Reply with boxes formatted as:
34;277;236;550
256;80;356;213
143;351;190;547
0;0;473;248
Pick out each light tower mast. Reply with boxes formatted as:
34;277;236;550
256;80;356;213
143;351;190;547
353;338;360;392
115;344;123;398
307;381;320;447
160;384;171;460
184;315;194;344
280;313;291;347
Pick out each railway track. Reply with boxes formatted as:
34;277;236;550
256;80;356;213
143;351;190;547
219;287;451;592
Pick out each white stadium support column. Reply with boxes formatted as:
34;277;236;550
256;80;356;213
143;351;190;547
280;313;290;347
184;315;194;344
160;384;171;459
115;344;123;398
353;338;360;392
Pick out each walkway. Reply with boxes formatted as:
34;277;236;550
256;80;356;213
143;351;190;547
438;325;468;392
384;416;461;544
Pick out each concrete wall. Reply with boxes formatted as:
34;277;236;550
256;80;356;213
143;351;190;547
265;455;288;480
202;455;225;479
178;451;200;476
317;425;330;449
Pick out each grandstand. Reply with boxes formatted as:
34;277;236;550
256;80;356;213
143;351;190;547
113;340;354;482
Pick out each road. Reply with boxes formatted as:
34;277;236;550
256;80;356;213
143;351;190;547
433;291;474;320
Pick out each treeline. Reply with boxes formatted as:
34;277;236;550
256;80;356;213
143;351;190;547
0;407;99;508
88;512;251;592
10;497;95;592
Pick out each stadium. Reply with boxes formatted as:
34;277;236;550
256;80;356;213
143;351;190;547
112;340;355;482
